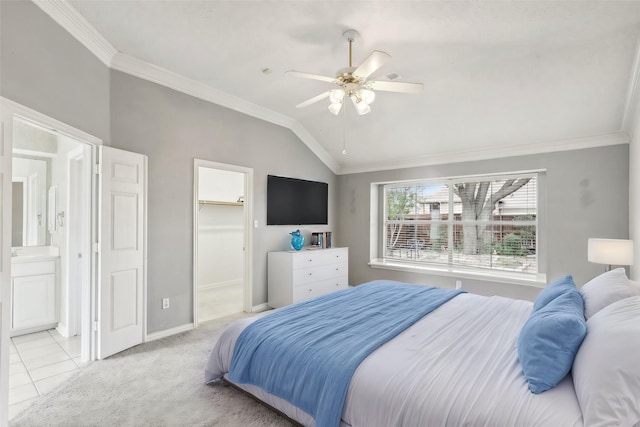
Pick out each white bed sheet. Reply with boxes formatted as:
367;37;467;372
205;293;584;427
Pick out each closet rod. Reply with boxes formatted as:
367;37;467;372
198;200;244;207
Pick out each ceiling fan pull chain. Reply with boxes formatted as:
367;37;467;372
342;106;347;155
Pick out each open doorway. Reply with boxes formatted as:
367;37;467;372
1;103;99;421
10;119;92;345
193;160;253;325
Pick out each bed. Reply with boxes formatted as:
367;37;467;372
205;271;640;427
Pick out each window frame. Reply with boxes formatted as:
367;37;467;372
370;170;547;286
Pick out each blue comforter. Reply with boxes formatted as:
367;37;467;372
228;280;465;427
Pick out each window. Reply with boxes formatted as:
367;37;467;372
380;172;539;278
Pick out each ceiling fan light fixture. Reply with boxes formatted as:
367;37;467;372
288;29;422;116
360;89;375;105
329;89;345;104
328;101;343;115
351;96;371;115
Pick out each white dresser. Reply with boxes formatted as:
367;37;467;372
268;247;348;308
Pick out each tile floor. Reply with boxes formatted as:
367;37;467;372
8;329;86;420
199;282;244;322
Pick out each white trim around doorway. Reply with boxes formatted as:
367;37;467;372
192;159;254;327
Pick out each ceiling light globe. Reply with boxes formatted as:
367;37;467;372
360;89;375;104
355;100;371;115
329;89;345;104
328;102;343;115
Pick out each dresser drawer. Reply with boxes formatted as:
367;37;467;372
12;261;56;277
293;278;348;302
291;248;348;269
292;262;347;286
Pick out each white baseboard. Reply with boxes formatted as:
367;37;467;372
55;323;71;338
251;303;269;313
145;323;194;342
200;279;242;291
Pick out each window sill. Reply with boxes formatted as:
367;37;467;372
368;258;547;288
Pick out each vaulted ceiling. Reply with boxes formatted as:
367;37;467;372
50;1;640;173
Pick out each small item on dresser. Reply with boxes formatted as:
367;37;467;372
311;231;332;248
290;229;304;251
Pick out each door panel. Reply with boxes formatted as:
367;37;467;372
110;269;138;330
98;146;146;359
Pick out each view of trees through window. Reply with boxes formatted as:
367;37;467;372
384;174;538;275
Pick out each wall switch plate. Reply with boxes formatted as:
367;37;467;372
162;298;170;309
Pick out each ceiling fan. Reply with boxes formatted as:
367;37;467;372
287;30;423;116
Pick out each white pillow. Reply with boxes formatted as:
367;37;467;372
579;268;636;319
572;296;640;427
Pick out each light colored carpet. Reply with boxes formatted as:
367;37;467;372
10;313;294;427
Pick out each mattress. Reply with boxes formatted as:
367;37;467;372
205;292;584;427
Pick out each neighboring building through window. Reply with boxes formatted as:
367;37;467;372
381;172;539;278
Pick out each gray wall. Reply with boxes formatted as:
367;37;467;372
110;71;337;333
337;144;629;301
0;1;111;144
1;1;337;334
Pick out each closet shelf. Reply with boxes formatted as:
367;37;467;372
198;200;244;207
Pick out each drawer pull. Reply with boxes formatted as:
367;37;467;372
308;273;313;276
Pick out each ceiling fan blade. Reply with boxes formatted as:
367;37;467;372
296;91;332;108
368;80;424;94
287;70;337;83
353;51;391;80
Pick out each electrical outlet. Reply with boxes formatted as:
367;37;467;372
162;298;170;309
455;280;462;290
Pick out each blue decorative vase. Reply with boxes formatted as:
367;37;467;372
290;229;304;251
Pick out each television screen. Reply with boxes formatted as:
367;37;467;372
267;175;328;225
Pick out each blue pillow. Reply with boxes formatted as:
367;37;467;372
533;275;576;311
517;290;587;394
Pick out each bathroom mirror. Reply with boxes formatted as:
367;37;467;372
12;156;49;247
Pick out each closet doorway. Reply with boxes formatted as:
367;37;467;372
193;160;253;325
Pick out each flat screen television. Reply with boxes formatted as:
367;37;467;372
267;175;328;225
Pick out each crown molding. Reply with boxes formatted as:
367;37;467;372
288;122;340;173
339;131;630;175
33;0;117;67
110;53;339;174
111;53;291;129
622;36;640;139
32;0;339;174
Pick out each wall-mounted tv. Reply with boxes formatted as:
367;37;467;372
267;175;328;225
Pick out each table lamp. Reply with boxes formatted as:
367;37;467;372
587;238;634;271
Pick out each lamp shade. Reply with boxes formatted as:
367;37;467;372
587;238;634;266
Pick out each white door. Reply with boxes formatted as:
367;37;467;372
97;146;146;359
